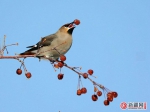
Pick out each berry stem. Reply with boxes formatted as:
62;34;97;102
62;62;105;91
15;58;28;73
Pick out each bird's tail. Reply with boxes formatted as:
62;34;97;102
20;51;36;55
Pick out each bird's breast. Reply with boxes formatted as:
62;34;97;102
53;34;73;54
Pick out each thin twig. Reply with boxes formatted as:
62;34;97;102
16;58;28;73
63;63;105;90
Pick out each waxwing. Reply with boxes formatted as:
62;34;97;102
20;21;77;61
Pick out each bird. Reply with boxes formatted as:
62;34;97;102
20;21;77;61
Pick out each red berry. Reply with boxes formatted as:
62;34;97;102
58;61;64;68
77;89;82;96
57;73;64;80
104;100;110;106
60;55;66;61
92;94;98;101
25;72;32;79
107;92;113;98
112;92;118;98
107;92;113;102
88;69;93;75
97;90;102;96
81;87;87;94
16;68;22;75
107;96;113;102
83;73;88;79
74;19;80;25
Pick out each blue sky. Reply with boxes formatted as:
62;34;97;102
0;0;150;112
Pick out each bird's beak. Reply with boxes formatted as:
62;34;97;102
68;22;76;29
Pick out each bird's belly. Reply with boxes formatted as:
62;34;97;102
38;37;72;60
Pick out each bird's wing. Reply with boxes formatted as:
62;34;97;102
26;34;57;52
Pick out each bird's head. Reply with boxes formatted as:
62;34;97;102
59;22;76;35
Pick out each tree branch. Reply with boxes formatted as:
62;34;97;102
0;35;118;106
0;55;35;59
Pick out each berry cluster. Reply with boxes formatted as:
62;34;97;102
16;58;32;79
53;55;118;106
54;55;66;69
76;75;87;96
103;91;118;106
91;86;102;101
53;55;67;80
91;85;118;106
16;68;32;79
77;87;87;95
